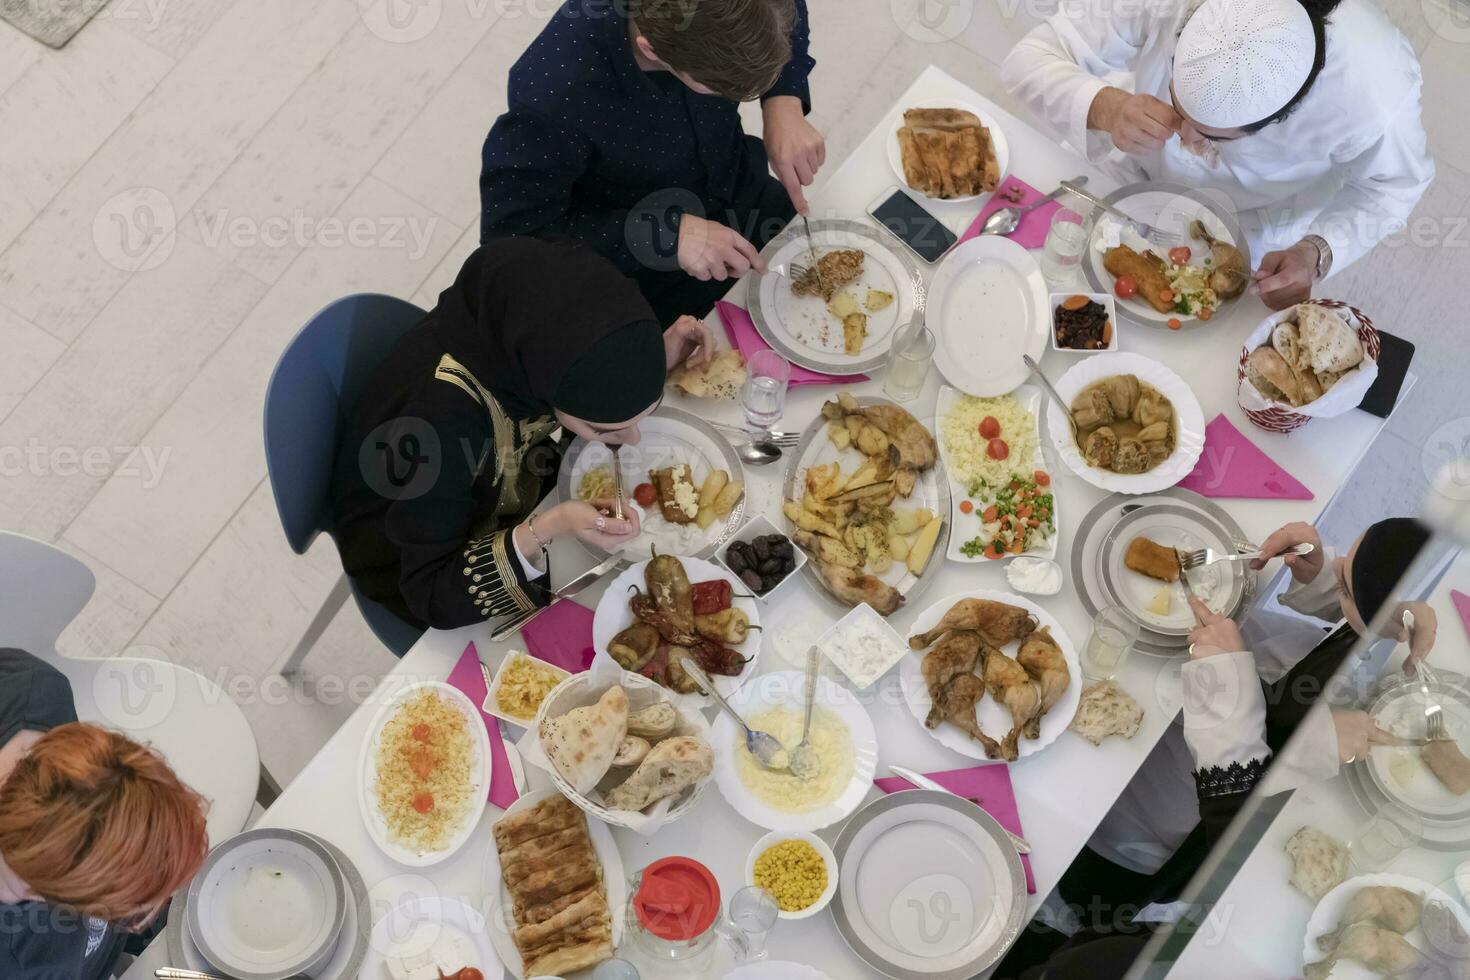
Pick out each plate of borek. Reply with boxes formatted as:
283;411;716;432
560;405;745;567
936;385;1058;563
748;219;924;375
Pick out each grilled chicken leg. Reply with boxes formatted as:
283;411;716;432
1016;627;1070;740
1189;220;1248;300
931;674;1003;758
807;558;904;616
920;632;981;720
909;598;1037;650
984;649;1041;761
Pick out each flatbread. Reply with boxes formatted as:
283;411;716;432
540;685;628;794
1297;304;1364;375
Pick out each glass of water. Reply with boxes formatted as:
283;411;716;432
721;886;778;962
883;317;935;403
742;350;790;433
1040;208;1086;284
1082;605;1139;680
1351;805;1422;871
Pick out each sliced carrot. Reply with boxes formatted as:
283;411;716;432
982;505;999;523
959;499;974;514
1167;317;1182;330
1198;307;1213;321
1034;470;1050;486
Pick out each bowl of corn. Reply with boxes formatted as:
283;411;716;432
744;830;838;920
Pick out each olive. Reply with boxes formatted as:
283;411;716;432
758;557;782;575
772;539;794;559
739;569;763;592
752;537;770;561
725;549;748;574
762;574;781;591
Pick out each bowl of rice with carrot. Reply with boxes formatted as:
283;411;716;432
358;681;490;866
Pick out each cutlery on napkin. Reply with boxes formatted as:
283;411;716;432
446;642;521;810
1177;414;1313;500
960;175;1070;250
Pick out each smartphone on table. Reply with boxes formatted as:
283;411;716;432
867;186;958;264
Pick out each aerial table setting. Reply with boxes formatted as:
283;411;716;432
123;66;1415;980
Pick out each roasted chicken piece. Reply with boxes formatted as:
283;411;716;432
984;649;1041;761
820;394;938;497
807;558;904;616
920;632;981;720
909;598;1037;650
1104;245;1174;314
1304;923;1422;980
1189;220;1248;300
1016;627;1070;740
792;249;865;302
930;673;1002;758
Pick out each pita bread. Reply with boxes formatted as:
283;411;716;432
540;685;627;794
1247;347;1301;405
604;735;712;811
1296;304;1364;375
669;349;746;399
1271;321;1309;373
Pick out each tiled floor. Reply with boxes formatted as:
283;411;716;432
2;0;1468;784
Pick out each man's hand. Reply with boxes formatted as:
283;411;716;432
1250;521;1325;585
677;214;763;282
1187;596;1245;658
1089;87;1181;155
1253;240;1319;310
663;314;713;371
762;95;825;215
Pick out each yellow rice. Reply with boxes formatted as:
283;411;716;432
374;689;474;852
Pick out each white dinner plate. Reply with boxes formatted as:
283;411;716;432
749;219;924;375
935;385;1061;563
558;406;746;568
900;590;1081;762
481;788;627;979
884;98;1011;205
1081;181;1251;330
1368;681;1470;821
711;670;878;832
1045;351;1205;494
831;791;1025;978
361;897;500;980
1097;503;1242;635
356;681;492;867
929;237;1049;396
591;557;761;710
1302;873;1470;979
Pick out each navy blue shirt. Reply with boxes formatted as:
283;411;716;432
479;0;814;273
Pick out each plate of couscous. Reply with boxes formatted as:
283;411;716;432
745;831;839;920
357;681;491;867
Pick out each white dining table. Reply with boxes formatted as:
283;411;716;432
124;65;1411;980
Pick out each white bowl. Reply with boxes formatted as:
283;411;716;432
745;830;840;921
482;650;571;729
1049;291;1118;353
814;602;907;690
717;514;807;604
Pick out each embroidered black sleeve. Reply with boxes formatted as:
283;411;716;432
1193;757;1270;800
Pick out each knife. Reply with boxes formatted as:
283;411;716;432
489;553;622;641
888;765;1032;854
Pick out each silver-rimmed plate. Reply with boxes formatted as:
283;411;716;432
781;395;949;615
558;405;746;569
831;790;1026;978
749;218;925;375
1080;181;1252;332
1070;489;1255;656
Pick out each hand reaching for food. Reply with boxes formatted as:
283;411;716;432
678;213;764;282
663;315;713;372
1089;88;1181;154
1331;709;1398;764
763;94;826;215
1384;602;1437;673
1253;241;1320;310
524;499;641;555
1249;521;1324;584
1186;596;1244;657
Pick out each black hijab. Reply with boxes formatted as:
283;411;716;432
1349;516;1432;625
431;237;665;422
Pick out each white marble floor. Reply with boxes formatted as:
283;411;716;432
1;0;1468;784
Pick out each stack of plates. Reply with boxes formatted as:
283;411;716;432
169;828;370;980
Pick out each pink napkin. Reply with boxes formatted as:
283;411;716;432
959;176;1067;250
875;765;1036;893
1452;590;1470;642
715;301;868;385
1177;414;1313;500
519;598;598;672
445;642;520;810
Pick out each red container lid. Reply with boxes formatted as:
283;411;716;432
632;857;721;941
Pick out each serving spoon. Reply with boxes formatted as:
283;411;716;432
1022;354;1079;443
682;659;789;771
736;440;783;467
788;646;822;781
981;175;1088;237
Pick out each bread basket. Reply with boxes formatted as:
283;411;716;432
518;661;714;834
1236;299;1380;433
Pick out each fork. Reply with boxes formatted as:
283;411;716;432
770;261;811;282
1179;542;1315;572
609;444;625;521
1061;180;1183;248
1418;659;1449;742
710;421;800;448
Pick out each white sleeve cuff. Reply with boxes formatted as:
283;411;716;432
510;526;548;580
1182;650;1269;772
1279;546;1342;622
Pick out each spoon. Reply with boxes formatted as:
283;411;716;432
788;647;821;781
681;659;789;771
981;175;1088;237
736;441;782;466
1022;354;1078;443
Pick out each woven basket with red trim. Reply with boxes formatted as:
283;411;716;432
1236;299;1380;434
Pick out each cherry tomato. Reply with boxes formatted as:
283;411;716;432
1113;275;1138;300
412;792;435;814
457;970;485;980
1167;318;1182;330
633;482;657;507
984;544;1004;560
1198;307;1213;321
986;438;1009;461
1168;246;1192;265
959;500;974;514
1034;470;1051;487
978;416;1001;439
411;723;431;742
982;505;999;523
408;748;436;779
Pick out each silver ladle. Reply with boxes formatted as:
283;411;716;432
682;659;789;771
788;646;821;781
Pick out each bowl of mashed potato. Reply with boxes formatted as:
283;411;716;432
711;671;877;832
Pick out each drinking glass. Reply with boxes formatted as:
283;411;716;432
1040;208;1086;284
723;886;778;962
592;959;642;980
883;318;935;403
1351;806;1423;872
1081;605;1139;680
742;350;790;433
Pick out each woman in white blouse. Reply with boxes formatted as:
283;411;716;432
1001;0;1434;309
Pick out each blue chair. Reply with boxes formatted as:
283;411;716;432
263;294;428;670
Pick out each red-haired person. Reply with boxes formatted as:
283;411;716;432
0;649;209;979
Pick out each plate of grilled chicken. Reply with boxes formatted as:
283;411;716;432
782;393;948;618
900;591;1080;763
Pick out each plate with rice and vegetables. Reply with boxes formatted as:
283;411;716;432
936;385;1059;563
357;681;491;867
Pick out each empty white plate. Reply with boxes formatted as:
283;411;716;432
929;237;1048;397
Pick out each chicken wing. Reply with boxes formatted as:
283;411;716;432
1104;245;1173;314
930;673;1003;758
1016;626;1071;740
909;598;1037;650
984;649;1041;761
